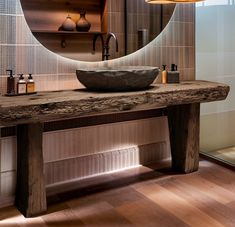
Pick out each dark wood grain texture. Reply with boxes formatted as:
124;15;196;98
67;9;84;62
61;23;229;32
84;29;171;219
0;80;229;217
15;123;47;217
0;81;229;127
167;103;200;173
0;108;165;137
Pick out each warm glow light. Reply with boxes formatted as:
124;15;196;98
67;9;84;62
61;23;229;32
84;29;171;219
173;0;204;2
146;0;204;3
146;0;173;3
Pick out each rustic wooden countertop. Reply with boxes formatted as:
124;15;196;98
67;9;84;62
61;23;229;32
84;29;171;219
0;80;230;126
5;80;229;217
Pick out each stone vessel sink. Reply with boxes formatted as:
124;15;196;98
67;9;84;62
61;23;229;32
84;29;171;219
76;66;159;91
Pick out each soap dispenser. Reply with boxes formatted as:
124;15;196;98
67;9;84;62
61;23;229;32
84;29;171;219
167;64;180;83
26;73;35;93
6;69;15;94
17;74;26;94
161;64;168;84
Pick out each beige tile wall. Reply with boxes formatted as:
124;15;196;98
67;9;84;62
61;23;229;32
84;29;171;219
0;1;195;207
0;2;195;93
125;0;173;55
44;117;171;185
0;116;170;208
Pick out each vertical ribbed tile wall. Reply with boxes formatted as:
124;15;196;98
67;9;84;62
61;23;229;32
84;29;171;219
125;0;162;55
43;117;169;163
0;136;17;208
106;0;125;59
45;142;169;186
44;117;170;185
0;1;195;94
0;0;195;208
0;117;170;208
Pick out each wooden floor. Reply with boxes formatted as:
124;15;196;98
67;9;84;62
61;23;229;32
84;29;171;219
1;159;235;227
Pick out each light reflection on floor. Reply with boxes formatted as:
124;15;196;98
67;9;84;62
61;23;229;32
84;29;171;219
201;146;235;166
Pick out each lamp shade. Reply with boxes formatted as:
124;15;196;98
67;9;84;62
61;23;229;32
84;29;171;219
145;0;173;3
146;0;204;3
172;0;203;2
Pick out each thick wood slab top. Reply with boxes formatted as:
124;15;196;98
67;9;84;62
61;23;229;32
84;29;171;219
0;80;229;126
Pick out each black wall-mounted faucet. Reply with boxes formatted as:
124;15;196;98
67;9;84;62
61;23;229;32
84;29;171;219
103;32;119;61
93;32;119;61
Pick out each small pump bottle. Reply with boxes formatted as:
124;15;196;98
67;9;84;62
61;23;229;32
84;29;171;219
17;74;26;94
167;64;180;83
6;69;15;94
26;74;35;93
161;64;167;84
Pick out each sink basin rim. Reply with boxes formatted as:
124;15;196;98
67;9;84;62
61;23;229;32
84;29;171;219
77;66;159;72
76;66;160;91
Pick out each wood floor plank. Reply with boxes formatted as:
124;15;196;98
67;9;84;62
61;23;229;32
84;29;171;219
61;186;144;209
67;201;131;226
101;187;145;208
0;206;22;227
198;161;235;192
136;183;224;227
0;211;46;227
42;208;84;227
159;178;235;227
177;174;235;204
1;160;235;226
0;206;21;221
19;218;47;227
227;201;235;211
116;199;190;227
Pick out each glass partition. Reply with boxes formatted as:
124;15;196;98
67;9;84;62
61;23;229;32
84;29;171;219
196;0;235;166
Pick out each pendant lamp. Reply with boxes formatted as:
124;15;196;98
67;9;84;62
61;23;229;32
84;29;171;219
172;0;203;2
146;0;204;3
146;0;173;3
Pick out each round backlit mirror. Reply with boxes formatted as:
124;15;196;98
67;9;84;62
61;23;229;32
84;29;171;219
20;0;175;62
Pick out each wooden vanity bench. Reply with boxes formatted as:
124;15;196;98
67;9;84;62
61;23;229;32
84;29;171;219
0;80;229;217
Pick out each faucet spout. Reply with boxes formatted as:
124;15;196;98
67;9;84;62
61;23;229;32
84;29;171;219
105;32;119;52
103;32;119;60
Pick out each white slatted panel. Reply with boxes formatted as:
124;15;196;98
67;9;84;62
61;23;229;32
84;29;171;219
45;142;169;186
43;117;170;163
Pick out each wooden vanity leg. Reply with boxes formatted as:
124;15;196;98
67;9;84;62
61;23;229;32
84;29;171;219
167;103;200;173
15;122;47;217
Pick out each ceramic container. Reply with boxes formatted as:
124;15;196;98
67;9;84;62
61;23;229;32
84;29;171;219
76;10;91;32
61;15;76;31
